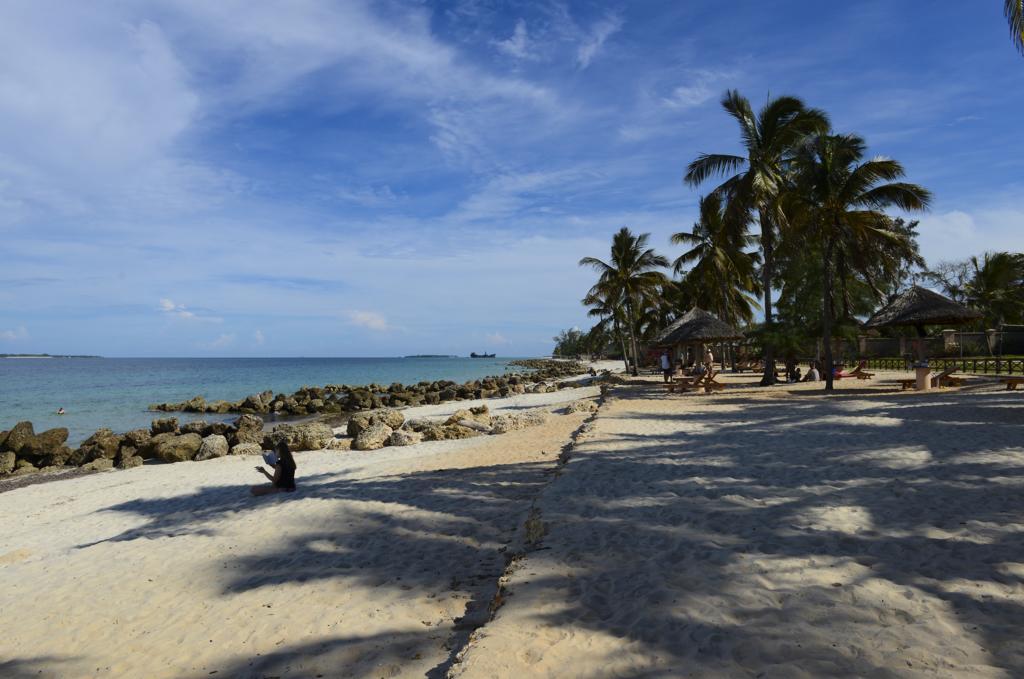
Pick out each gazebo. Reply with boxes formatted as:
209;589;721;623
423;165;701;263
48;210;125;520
654;308;743;370
864;285;983;390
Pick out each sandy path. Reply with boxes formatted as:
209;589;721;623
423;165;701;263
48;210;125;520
0;407;591;678
452;380;1024;678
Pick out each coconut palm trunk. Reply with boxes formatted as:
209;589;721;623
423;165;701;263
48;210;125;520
624;295;642;376
759;211;777;385
822;231;836;391
612;314;630;373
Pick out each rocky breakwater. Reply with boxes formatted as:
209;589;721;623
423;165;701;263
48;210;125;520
0;414;346;479
148;360;587;418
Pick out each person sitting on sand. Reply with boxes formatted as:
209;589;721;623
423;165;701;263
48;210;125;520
251;440;297;496
804;363;820;382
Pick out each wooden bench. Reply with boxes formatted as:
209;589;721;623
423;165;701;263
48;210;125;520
666;375;698;393
1003;377;1024;391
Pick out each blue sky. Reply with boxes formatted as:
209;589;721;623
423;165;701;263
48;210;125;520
1;1;1022;357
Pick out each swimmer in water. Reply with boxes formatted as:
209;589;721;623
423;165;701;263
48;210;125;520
56;407;65;415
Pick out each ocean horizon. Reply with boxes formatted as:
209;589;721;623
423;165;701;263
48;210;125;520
1;356;534;445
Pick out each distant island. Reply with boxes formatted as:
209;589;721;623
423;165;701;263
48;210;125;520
1;353;101;359
403;354;458;358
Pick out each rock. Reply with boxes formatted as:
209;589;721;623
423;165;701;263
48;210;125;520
151;417;179;435
78;428;123;461
346;414;372;437
206;422;232;436
207;400;233;414
82;458;114;472
184;396;207;412
421;424;480;441
123;428;152;448
566;399;598;413
3;421;35;454
376;409;405;430
270;422;335;451
445;407;491;427
0;451;15;475
196;434;229;461
19;427;69;463
41;446;74;467
230;442;263;456
117;455;144;470
155;433;203;463
230;414;264;446
140;432;176;459
353;422;393;451
12;459;38;476
388;429;423;447
180;420;210;436
0;430;8;450
326;438;351;451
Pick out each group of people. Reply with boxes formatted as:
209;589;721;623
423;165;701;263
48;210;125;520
659;351;823;384
660;349;716;383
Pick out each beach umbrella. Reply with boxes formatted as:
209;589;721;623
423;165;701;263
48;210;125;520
864;285;982;363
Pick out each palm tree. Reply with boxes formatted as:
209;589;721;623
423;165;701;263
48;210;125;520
580;227;669;376
583;285;632;372
671;193;761;326
1008;0;1024;54
790;133;931;390
964;251;1024;327
685;90;829;385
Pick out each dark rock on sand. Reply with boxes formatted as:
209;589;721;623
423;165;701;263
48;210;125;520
155;433;203;463
151;418;179;435
0;451;15;475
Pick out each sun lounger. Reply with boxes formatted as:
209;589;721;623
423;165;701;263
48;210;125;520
836;360;874;380
1003;377;1024;390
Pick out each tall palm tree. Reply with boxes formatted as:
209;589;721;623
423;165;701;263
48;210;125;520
685;90;829;385
1008;0;1024;54
790;133;931;390
580;227;669;376
671;193;761;326
583;285;632;372
965;251;1024;327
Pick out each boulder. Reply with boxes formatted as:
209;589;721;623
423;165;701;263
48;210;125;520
230;414;264;446
19;427;69;463
12;459;38;476
230;442;263;456
0;430;8;450
4;421;35;454
140;432;176;459
326;438;352;451
206;422;232;436
566;399;598;413
353;422;392;451
184;396;207;412
117;455;144;470
388;429;423;447
180;420;210;436
421;424;480;441
151;417;179;435
41;446;74;467
155;433;203;463
78;428;123;461
270;422;334;451
520;410;549;427
346;413;372;437
123;428;152;448
195;434;229;461
82;458;114;472
0;451;15;475
445;407;491;427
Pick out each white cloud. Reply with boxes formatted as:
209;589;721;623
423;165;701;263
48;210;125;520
158;298;221;322
576;13;623;69
253;329;265;345
346;310;392;332
485;331;510;345
493;19;535;61
205;333;236;349
335;184;397;207
0;326;29;341
916;207;1024;265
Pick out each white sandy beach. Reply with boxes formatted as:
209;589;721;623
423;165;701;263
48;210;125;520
3;368;1024;678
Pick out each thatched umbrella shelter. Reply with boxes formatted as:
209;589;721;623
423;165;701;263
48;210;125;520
864;285;982;389
654;308;743;369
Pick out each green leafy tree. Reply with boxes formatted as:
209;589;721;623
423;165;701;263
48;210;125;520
685;90;828;385
789;133;931;390
964;251;1024;326
580;227;669;375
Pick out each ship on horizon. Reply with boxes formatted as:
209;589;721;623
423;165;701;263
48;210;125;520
469;352;496;358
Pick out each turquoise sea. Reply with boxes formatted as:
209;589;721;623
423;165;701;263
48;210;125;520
0;357;521;445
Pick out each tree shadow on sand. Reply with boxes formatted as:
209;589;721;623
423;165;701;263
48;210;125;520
473;386;1024;677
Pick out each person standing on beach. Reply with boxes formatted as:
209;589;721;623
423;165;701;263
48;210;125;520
251;440;297;496
703;347;715;371
660;350;672;383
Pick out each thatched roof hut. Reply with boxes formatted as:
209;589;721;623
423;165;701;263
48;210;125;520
655;308;743;346
864;286;982;331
